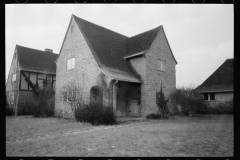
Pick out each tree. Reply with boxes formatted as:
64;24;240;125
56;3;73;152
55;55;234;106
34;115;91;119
156;84;170;118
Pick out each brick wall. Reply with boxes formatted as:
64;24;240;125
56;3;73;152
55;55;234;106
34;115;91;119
55;16;102;118
130;26;177;116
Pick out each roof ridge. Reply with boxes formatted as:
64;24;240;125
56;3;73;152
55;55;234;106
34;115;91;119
72;14;129;39
129;25;162;39
16;44;58;55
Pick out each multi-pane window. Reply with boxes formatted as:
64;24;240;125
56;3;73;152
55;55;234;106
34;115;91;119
210;93;215;100
157;60;166;72
203;93;215;101
20;71;56;91
63;91;77;102
67;58;75;70
12;74;16;82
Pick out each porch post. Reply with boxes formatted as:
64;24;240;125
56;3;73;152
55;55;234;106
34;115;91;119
112;80;118;115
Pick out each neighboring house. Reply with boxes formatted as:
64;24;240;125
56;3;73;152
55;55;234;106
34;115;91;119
195;58;233;107
55;14;177;118
6;45;58;115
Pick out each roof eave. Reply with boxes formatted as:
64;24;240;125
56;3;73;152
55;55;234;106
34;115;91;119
124;50;146;60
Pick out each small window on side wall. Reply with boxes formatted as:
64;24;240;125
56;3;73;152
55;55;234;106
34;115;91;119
157;60;166;72
67;58;75;70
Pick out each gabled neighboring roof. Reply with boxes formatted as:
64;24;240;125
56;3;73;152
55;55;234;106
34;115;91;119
16;45;58;74
195;59;234;93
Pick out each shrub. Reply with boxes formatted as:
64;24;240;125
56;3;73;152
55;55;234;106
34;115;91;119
17;100;35;115
170;86;207;116
6;95;14;116
207;99;233;114
146;113;166;119
75;103;116;125
32;80;55;117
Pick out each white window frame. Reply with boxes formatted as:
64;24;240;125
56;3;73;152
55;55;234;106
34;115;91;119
157;60;166;72
12;74;16;82
67;58;75;70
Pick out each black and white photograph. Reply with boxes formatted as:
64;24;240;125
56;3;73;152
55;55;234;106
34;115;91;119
6;4;233;157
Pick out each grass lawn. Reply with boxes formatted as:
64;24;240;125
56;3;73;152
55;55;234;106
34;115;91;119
6;114;233;157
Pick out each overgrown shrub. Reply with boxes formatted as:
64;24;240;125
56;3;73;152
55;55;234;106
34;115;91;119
75;103;116;125
170;86;207;116
6;95;14;116
17;100;35;115
207;99;233;114
147;84;170;119
32;80;55;117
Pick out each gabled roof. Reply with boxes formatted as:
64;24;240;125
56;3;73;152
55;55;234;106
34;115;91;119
195;59;233;93
126;26;161;56
60;15;175;83
16;45;58;74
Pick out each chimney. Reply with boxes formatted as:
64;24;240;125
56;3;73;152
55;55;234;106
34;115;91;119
44;48;53;53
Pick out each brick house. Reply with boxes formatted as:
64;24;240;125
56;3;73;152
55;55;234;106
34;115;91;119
55;15;177;118
195;59;233;107
6;45;57;115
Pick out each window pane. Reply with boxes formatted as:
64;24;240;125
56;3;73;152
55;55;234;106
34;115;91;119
37;80;44;89
21;72;29;90
162;61;166;71
210;93;215;100
38;73;46;79
204;94;208;100
72;58;75;69
30;73;37;85
53;81;56;91
12;74;16;82
67;59;71;70
47;74;52;81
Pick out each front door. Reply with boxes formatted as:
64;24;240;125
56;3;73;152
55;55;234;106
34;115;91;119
127;88;140;116
128;99;139;116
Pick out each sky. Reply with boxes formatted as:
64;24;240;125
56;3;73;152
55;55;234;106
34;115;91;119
5;4;234;88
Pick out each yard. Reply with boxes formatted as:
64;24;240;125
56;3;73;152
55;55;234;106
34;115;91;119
6;115;233;157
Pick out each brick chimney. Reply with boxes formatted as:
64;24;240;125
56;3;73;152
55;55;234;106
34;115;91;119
44;48;53;53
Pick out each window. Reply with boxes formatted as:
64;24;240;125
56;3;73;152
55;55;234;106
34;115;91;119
67;58;75;70
204;94;208;101
20;71;55;91
63;91;76;102
90;86;103;104
157;60;166;71
12;74;16;82
210;93;215;101
21;72;29;90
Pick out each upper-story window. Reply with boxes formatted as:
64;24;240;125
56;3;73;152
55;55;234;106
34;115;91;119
67;58;75;70
157;60;166;72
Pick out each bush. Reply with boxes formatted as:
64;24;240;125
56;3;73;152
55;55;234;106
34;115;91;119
170;87;207;116
17;100;35;115
146;113;169;119
32;80;55;117
75;103;116;125
207;99;233;114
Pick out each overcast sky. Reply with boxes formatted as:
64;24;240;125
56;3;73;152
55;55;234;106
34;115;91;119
5;4;233;88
